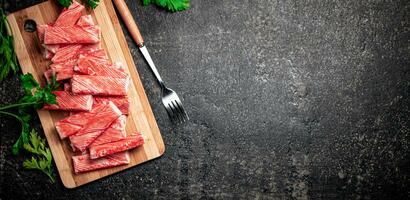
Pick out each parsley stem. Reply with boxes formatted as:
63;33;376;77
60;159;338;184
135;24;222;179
0;102;38;110
0;110;23;122
45;171;55;183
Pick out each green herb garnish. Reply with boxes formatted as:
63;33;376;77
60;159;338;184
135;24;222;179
0;73;59;155
0;9;19;81
57;0;73;8
85;0;100;9
57;0;99;9
23;129;55;182
143;0;190;12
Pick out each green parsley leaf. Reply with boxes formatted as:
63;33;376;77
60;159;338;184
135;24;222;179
23;157;40;169
23;129;55;182
11;118;30;154
20;73;39;93
143;0;190;12
142;0;151;6
0;9;19;81
57;0;72;8
1;73;59;154
38;159;48;170
48;75;60;91
12;135;24;155
85;0;100;9
0;110;30;155
45;148;52;166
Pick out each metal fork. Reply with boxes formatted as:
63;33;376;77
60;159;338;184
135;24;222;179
140;47;189;123
113;0;188;123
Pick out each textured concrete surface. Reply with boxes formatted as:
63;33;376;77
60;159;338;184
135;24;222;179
1;0;410;199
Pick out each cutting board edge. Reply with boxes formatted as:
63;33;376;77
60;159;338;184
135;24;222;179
63;147;166;188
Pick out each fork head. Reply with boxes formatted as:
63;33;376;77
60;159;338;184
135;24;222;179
162;87;189;123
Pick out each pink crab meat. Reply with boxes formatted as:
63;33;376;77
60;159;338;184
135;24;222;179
37;25;60;54
43;69;54;83
69;102;122;151
58;70;74;81
37;24;60;55
71;75;130;96
44;50;54;59
54;1;84;26
78;47;106;59
44;25;100;44
43;91;93;111
70;131;104;152
72;152;130;173
64;83;72;91
90;115;127;147
89;133;145;159
55;103;107;139
113;62;125;71
38;2;137;173
53;68;75;81
36;24;47;43
51;44;82;63
49;59;77;80
37;24;55;59
44;68;69;83
76;15;94;26
43;44;60;54
50;59;77;71
94;96;130;115
74;55;128;78
39;12;93;54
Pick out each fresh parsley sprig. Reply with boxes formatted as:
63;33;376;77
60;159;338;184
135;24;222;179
57;0;73;8
143;0;190;12
0;73;59;155
0;9;19;81
23;129;55;183
85;0;100;9
57;0;100;9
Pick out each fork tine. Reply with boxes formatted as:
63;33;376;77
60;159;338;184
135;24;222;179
172;101;185;123
164;102;176;123
174;100;187;122
175;100;188;121
161;88;189;123
168;101;181;123
170;101;183;123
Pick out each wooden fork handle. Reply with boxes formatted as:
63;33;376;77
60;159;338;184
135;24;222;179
112;0;144;47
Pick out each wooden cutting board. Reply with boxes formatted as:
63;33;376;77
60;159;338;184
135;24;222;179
7;0;164;188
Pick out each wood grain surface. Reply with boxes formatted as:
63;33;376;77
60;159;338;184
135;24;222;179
7;0;164;188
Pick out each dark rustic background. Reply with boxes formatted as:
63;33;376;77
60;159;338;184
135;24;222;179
1;0;409;199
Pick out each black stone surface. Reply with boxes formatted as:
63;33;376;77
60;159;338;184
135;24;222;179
1;0;409;199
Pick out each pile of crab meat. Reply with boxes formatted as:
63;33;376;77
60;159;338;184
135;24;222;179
38;1;144;173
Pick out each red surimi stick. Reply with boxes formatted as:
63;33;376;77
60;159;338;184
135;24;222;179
43;91;93;111
44;25;101;44
71;75;130;96
89;133;145;159
72;152;130;173
93;96;130;115
69;102;122;151
90;115;127;146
